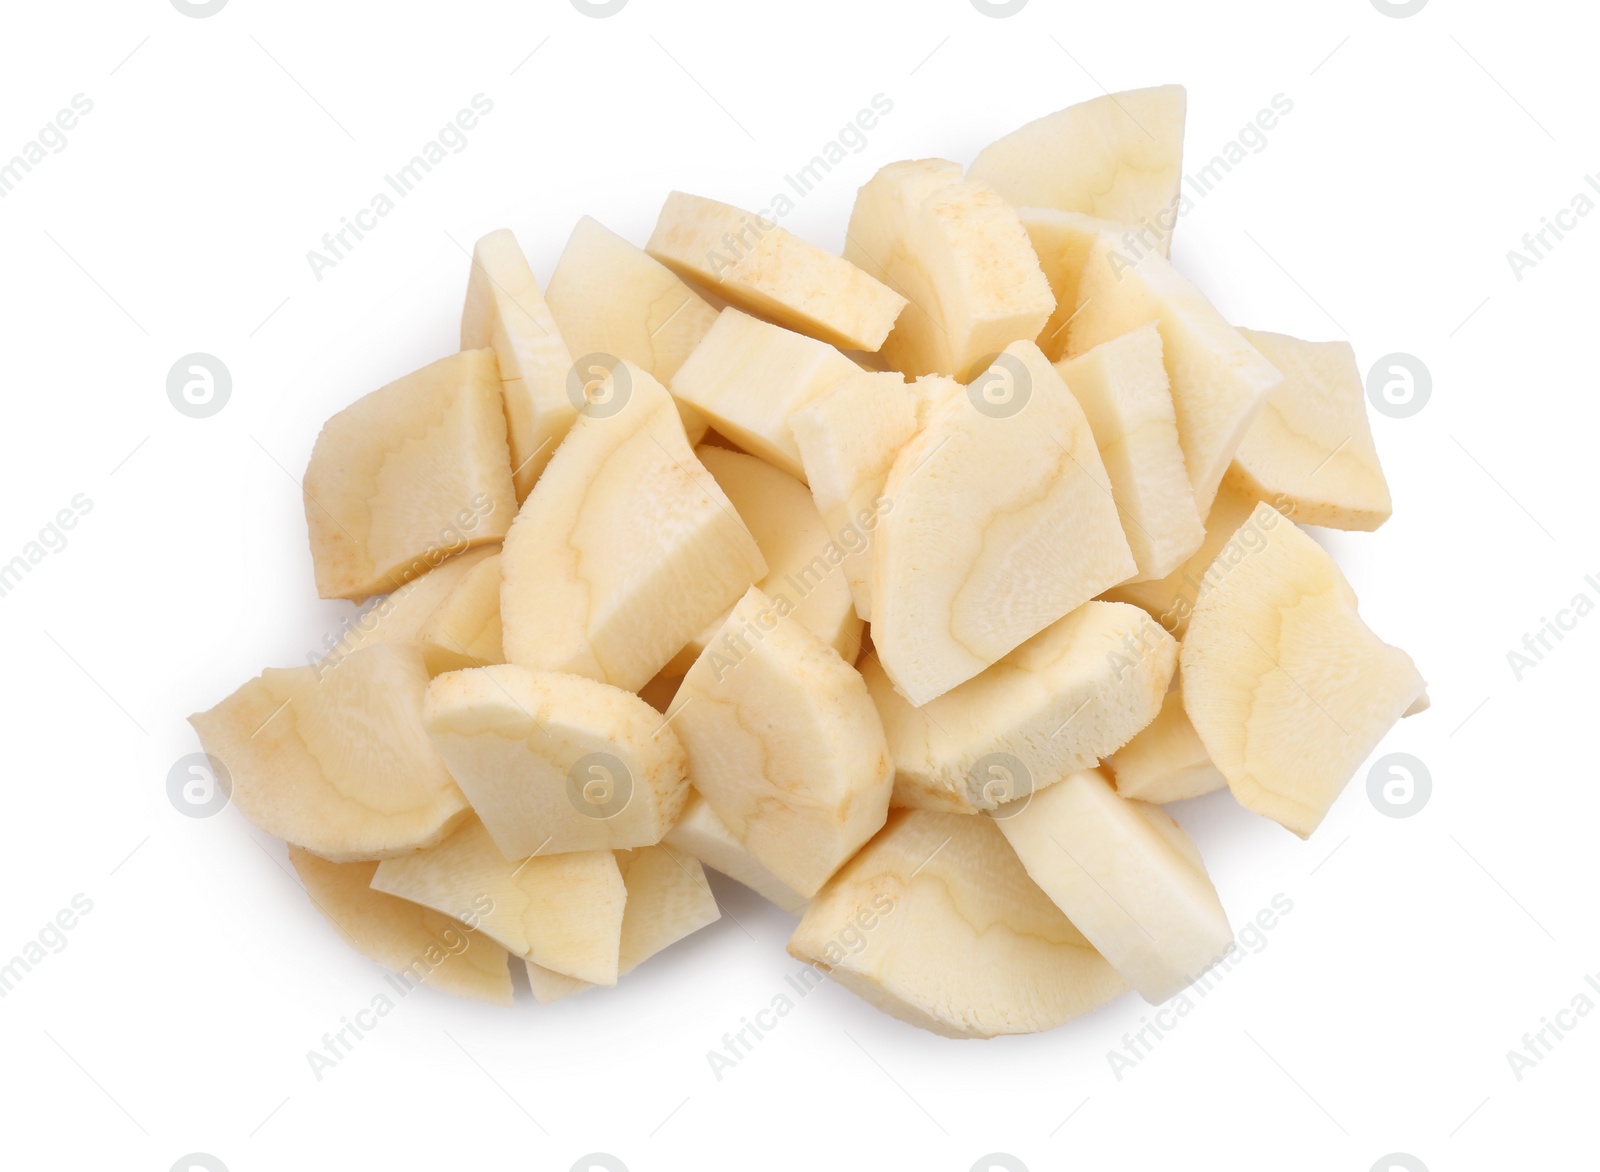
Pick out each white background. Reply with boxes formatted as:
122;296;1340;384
0;0;1592;1168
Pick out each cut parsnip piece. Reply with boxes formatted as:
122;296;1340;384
416;550;503;667
863;600;1176;813
970;86;1188;257
646;191;906;351
670;309;860;480
325;545;499;671
1107;686;1226;804
1226;330;1392;531
664;792;808;914
1018;209;1131;361
1067;235;1281;516
994;768;1231;1004
288;848;511;1005
500;361;765;691
460;229;576;500
371;818;626;985
189;643;467;861
525;962;591;1005
1182;503;1425;837
423;665;690;858
667;587;893;897
872;341;1136;705
1057;323;1204;582
1103;480;1265;638
845;161;1054;377
303;350;515;600
905;373;964;428
615;844;721;974
789;369;917;621
789;810;1126;1038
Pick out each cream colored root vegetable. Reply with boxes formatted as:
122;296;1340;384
189;642;468;862
289;848;511;1005
303;349;516;600
970;86;1188;257
993;767;1231;1004
499;359;766;691
667;587;893;897
1107;686;1226;804
325;545;499;671
872;341;1136;705
615;844;721;974
1181;503;1425;836
415;550;504;667
664;792;808;914
788;809;1127;1038
460;229;577;500
371;818;626;985
423;665;690;858
1226;330;1392;530
1018;208;1133;360
863;600;1176;813
646;191;907;351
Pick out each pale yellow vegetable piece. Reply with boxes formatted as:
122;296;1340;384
288;848;511;1006
670;309;861;480
189;642;468;862
461;229;577;500
663;792;809;914
667;587;894;897
303;350;515;600
788;809;1126;1038
614;843;721;974
970;86;1188;257
871;341;1136;705
371;817;626;985
416;550;504;667
525;962;591;1005
423;665;690;858
1067;234;1281;516
1018;208;1130;360
646;191;906;351
1057;323;1205;582
1226;330;1393;531
324;545;499;672
1107;686;1226;804
994;767;1231;1004
845;160;1054;377
1181;503;1426;837
863;600;1176;813
499;360;766;691
904;372;964;429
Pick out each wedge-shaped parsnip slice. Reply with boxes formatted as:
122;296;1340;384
789;369;917;621
545;215;718;444
525;962;590;1005
303;350;516;600
423;665;690;858
905;373;963;428
615;843;721;974
500;360;766;690
327;545;499;672
670;309;860;480
1107;686;1226;804
1057;323;1204;582
845;161;1054;377
371;818;626;985
664;792;809;914
668;587;893;897
461;229;576;500
970;86;1188;257
1103;480;1264;638
416;550;503;667
646;191;906;351
1226;330;1392;531
872;341;1136;705
863;600;1176;813
994;767;1231;1004
190;643;468;861
1018;208;1131;361
289;848;511;1005
1067;235;1281;516
789;810;1126;1038
1182;503;1425;837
